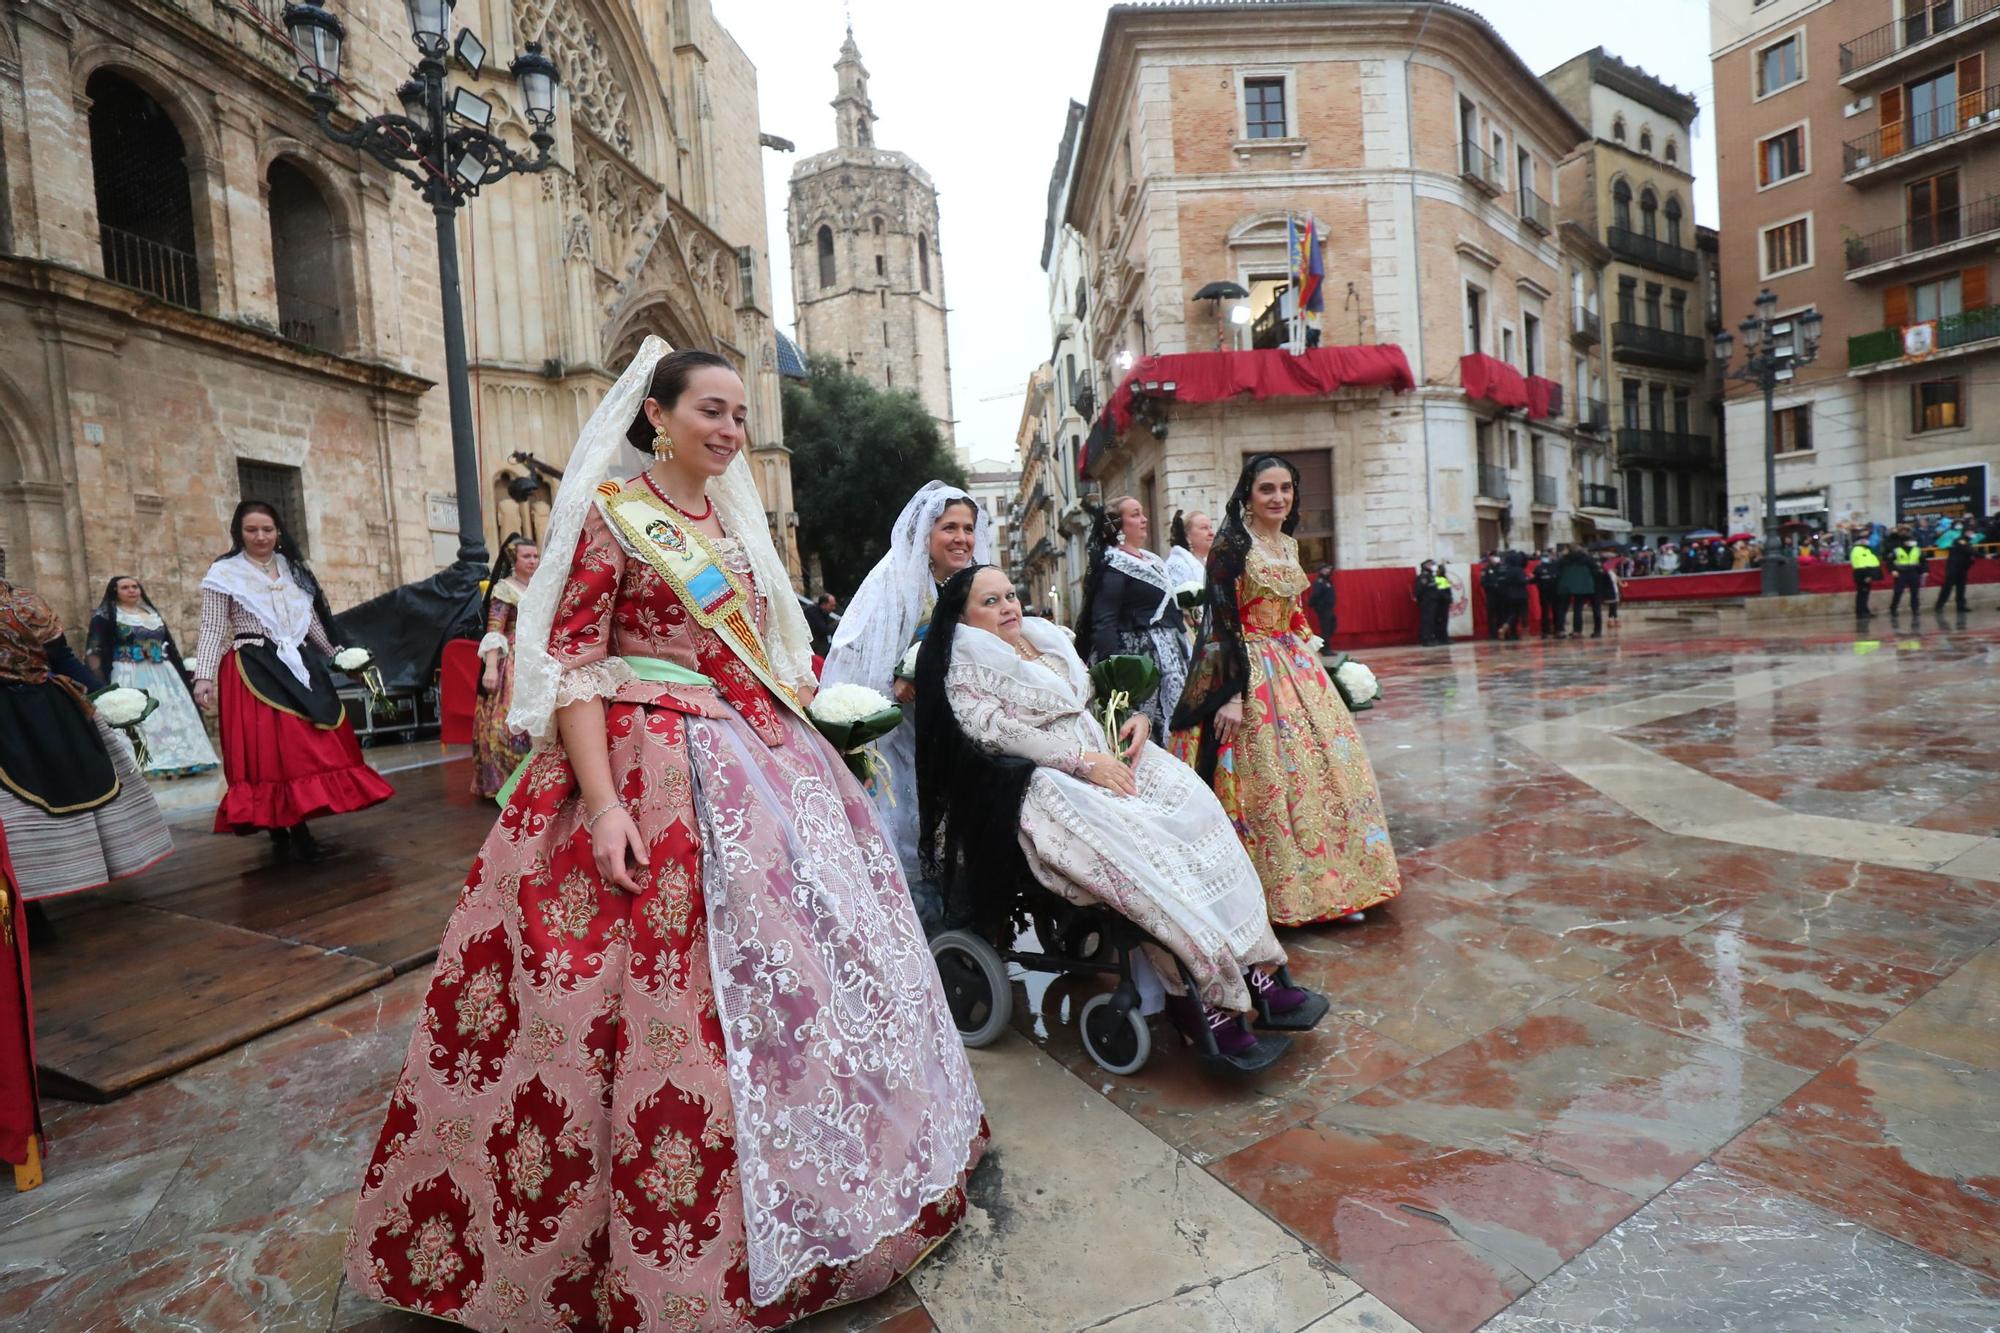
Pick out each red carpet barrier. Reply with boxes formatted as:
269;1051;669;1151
438;638;480;746
1621;558;1999;603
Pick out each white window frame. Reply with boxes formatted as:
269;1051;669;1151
1235;67;1300;143
1754;29;1808;101
1759;211;1815;279
1756;119;1813;191
1464;280;1489;355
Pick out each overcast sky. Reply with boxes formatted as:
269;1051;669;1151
710;0;1721;470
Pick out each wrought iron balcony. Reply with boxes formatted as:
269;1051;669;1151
1617;427;1713;466
1477;462;1510;500
1606;226;1698;278
1840;0;2000;84
1533;474;1558;507
100;224;200;310
1459;141;1504;196
1518;185;1552;235
1579;482;1620;511
1844;194;2000;276
1843;82;2000;180
1571;308;1603;345
1611;322;1708;368
1578;397;1610;433
277;294;342;351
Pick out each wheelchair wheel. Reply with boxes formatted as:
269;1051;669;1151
930;930;1012;1048
1061;916;1111;965
1079;992;1152;1076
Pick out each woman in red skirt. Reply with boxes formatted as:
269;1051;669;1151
192;500;392;860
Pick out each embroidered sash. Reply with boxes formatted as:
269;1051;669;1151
595;483;811;726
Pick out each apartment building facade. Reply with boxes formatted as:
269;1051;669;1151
1545;49;1727;545
1712;0;2000;532
1064;1;1595;583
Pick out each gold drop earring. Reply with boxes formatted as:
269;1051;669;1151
653;427;674;461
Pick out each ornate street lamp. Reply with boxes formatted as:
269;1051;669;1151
280;0;560;567
1714;287;1822;597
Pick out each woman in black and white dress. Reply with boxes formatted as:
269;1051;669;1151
1078;496;1190;735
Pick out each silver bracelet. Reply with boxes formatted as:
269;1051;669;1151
584;803;621;833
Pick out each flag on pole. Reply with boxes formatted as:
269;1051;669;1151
1287;213;1325;353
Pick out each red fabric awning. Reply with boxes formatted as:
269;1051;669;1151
1460;353;1529;411
1103;345;1414;434
1525;375;1559;421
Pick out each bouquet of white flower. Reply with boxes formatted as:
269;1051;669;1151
807;683;904;792
893;641;923;682
90;685;158;767
1328;654;1380;711
1173;580;1205;609
332;646;388;705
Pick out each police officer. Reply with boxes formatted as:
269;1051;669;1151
1532;552;1559;637
1889;531;1926;615
1480;554;1505;640
1412;560;1439;645
1430;562;1455;645
1850;538;1882;617
1936;531;1976;614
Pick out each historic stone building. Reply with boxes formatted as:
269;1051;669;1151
0;0;795;632
786;29;955;451
1065;1;1595;582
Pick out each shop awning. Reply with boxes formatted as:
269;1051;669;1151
1774;492;1828;514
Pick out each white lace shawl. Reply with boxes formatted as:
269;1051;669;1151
1164;545;1205;589
508;337;814;742
821;481;995;693
199;553;316;685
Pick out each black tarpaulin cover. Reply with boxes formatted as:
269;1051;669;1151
332;560;486;693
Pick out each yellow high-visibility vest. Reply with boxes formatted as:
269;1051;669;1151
1851;547;1881;571
1892;545;1924;568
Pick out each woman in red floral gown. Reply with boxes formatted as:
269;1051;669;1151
345;344;987;1331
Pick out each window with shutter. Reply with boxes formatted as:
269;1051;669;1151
1885;284;1911;328
1881;86;1905;156
1957;53;1986;122
1963;263;1988;310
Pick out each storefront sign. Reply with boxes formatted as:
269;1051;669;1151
1893;463;1988;524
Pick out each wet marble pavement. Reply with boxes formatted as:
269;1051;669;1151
4;613;2000;1331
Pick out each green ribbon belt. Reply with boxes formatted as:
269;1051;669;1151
492;655;712;806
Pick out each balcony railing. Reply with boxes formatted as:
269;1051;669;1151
277;294;341;351
100;224;200;309
1533;474;1558;507
1845;193;2000;272
1577;397;1610;433
1579;482;1620;510
1617;427;1713;465
1843;81;2000;176
1518;185;1552;234
1606;226;1699;278
1571;308;1603;344
1612;321;1708;367
1477;462;1510;499
1850;302;2000;367
1841;0;2000;77
1459;141;1504;196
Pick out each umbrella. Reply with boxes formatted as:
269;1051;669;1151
1726;532;1757;543
1193;280;1250;301
1683;529;1723;541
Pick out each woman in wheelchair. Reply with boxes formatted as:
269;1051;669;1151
914;564;1327;1072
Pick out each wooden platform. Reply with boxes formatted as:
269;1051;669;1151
31;756;489;1102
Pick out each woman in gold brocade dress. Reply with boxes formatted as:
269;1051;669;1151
1171;455;1401;926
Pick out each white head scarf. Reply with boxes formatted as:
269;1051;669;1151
821;481;995;691
509;337;813;742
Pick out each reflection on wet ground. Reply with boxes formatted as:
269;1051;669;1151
2;613;1996;1331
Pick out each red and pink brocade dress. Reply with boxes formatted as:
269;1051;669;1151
346;495;987;1332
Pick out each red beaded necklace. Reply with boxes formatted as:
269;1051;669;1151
645;471;713;522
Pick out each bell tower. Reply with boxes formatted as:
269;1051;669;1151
833;27;875;149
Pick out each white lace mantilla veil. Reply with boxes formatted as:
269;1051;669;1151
821;480;995;692
509;337;815;741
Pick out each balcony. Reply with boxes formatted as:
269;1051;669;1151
1840;0;2000;86
1617;427;1714;466
1579;482;1620;511
1533;474;1558;507
1611;321;1708;369
1459;141;1504;196
1518;185;1552;235
1477;462;1510;501
1849;302;2000;371
1571;308;1603;345
1845;194;2000;279
101;224;200;310
1605;226;1699;278
1578;397;1610;434
1843;82;2000;182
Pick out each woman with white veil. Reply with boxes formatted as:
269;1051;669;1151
821;481;992;928
346;343;986;1332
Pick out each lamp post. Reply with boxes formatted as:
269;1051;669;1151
1713;288;1822;597
280;0;560;568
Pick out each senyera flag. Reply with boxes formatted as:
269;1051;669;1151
1287;213;1325;349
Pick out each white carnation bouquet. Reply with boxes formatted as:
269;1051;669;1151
331;645;387;705
807;683;905;793
1328;653;1379;711
90;685;158;767
1174;580;1205;609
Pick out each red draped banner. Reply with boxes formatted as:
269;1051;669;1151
1105;345;1414;434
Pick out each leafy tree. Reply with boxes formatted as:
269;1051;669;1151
782;356;967;595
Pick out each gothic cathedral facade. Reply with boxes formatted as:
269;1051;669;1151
787;31;956;452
